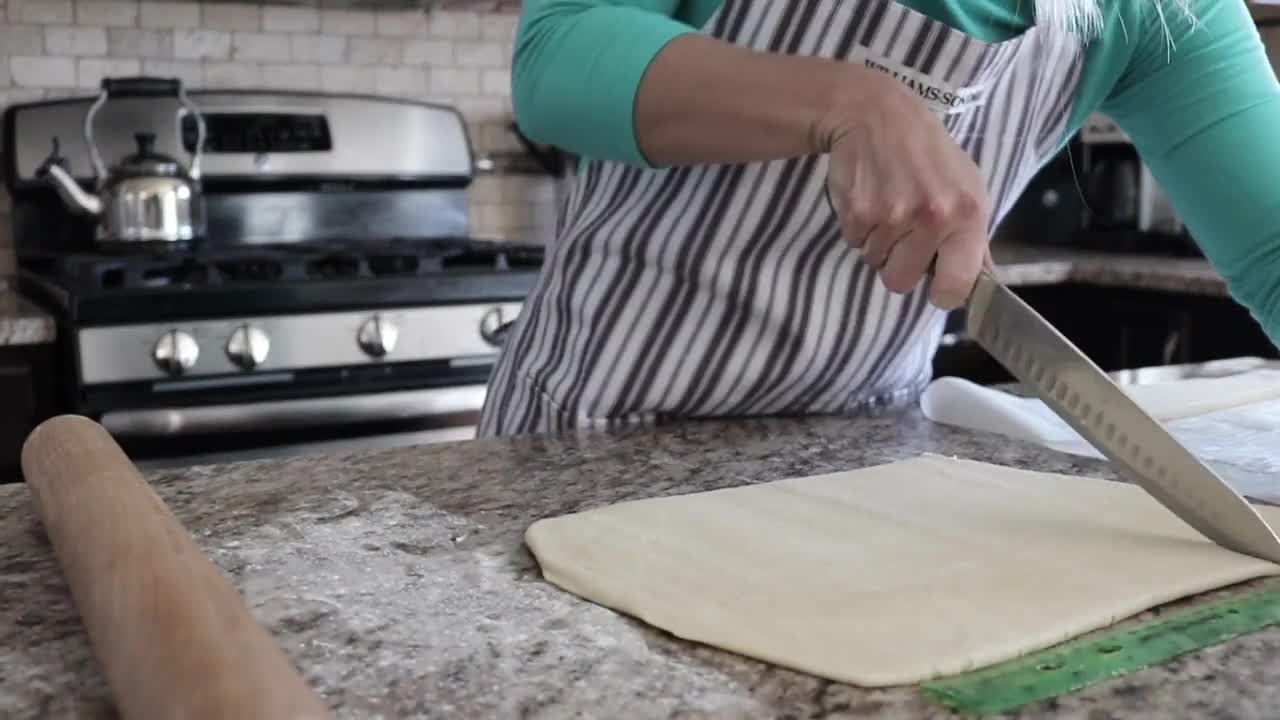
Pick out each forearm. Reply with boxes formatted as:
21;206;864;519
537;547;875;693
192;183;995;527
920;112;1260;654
634;34;878;166
1102;0;1280;344
1134;100;1280;344
512;0;883;168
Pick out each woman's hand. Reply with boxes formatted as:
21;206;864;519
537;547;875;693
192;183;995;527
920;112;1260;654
620;33;990;306
822;72;991;309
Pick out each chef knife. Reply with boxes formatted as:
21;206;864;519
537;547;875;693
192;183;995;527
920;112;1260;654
959;269;1280;565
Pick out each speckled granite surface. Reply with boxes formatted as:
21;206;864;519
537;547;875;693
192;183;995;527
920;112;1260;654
3;411;1280;719
992;244;1228;295
0;278;55;346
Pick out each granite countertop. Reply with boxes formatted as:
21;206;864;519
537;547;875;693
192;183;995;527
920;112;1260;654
0;278;56;346
4;408;1280;718
992;244;1228;295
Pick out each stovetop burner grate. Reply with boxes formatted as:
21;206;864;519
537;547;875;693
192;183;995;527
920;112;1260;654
22;237;545;293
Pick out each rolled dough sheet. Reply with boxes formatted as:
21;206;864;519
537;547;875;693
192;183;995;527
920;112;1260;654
525;455;1280;687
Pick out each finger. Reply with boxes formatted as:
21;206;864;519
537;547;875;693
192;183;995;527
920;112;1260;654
880;230;938;294
929;224;987;309
835;211;872;252
830;184;873;252
863;224;909;269
852;224;880;256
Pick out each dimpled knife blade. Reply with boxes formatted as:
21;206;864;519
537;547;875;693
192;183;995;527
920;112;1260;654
964;270;1280;564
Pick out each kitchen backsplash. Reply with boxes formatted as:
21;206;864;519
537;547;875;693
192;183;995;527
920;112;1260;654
0;0;561;275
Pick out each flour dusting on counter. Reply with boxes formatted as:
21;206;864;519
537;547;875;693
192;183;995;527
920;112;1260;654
205;489;763;718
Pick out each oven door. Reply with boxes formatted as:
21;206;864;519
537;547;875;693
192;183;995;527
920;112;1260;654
95;383;488;469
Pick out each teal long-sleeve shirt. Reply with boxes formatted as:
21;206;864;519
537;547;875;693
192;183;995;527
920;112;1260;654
510;0;1280;346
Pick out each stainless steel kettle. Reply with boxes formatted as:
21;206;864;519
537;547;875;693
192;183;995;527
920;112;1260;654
37;76;207;246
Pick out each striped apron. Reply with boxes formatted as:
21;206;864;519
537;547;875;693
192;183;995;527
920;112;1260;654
479;0;1087;437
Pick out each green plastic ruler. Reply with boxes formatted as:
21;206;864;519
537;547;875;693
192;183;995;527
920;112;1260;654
920;581;1280;717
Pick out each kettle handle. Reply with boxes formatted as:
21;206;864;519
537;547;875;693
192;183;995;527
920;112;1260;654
101;76;181;99
83;76;206;183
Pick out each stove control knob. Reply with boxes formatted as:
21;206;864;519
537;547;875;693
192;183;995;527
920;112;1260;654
153;330;199;376
226;324;270;370
357;314;399;358
479;306;513;348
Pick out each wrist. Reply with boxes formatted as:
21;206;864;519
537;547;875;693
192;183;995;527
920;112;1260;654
809;66;895;155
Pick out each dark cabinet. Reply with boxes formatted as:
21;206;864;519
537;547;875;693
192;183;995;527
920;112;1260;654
932;284;1279;384
0;344;57;483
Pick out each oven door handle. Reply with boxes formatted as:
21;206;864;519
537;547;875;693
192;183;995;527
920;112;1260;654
99;385;488;437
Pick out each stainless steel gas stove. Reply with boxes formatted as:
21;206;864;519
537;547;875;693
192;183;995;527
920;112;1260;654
5;83;543;466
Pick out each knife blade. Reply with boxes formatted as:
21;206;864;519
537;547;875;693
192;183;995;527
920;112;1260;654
961;269;1280;564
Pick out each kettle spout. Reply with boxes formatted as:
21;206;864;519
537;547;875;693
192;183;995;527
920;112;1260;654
36;138;103;217
43;163;103;216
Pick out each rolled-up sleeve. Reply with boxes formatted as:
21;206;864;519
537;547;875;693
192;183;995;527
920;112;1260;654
1102;0;1280;344
512;0;698;167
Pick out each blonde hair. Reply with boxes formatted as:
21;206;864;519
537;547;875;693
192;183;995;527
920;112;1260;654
1036;0;1196;45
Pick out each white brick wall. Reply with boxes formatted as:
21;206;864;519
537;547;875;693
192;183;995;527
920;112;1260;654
110;28;174;58
10;0;74;25
10;56;76;87
45;26;109;56
140;1;199;28
263;6;319;34
404;39;451;66
140;2;199;29
75;1;141;27
374;9;429;37
430;67;478;96
262;62;320;90
349;36;401;65
290;35;345;64
0;25;44;55
173;29;233;59
0;0;554;273
233;32;290;62
204;60;260;86
202;3;260;32
321;9;373;36
78;57;142;88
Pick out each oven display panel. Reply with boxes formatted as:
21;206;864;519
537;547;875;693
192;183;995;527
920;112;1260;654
181;113;333;154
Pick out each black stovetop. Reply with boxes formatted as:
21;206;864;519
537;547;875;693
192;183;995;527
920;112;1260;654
19;237;546;326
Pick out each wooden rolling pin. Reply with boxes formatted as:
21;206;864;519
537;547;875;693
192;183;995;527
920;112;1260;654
21;414;334;720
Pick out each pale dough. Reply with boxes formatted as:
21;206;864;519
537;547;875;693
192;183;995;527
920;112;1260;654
525;455;1280;687
1123;369;1280;421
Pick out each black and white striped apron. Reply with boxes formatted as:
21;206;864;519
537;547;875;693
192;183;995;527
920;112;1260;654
479;0;1086;437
